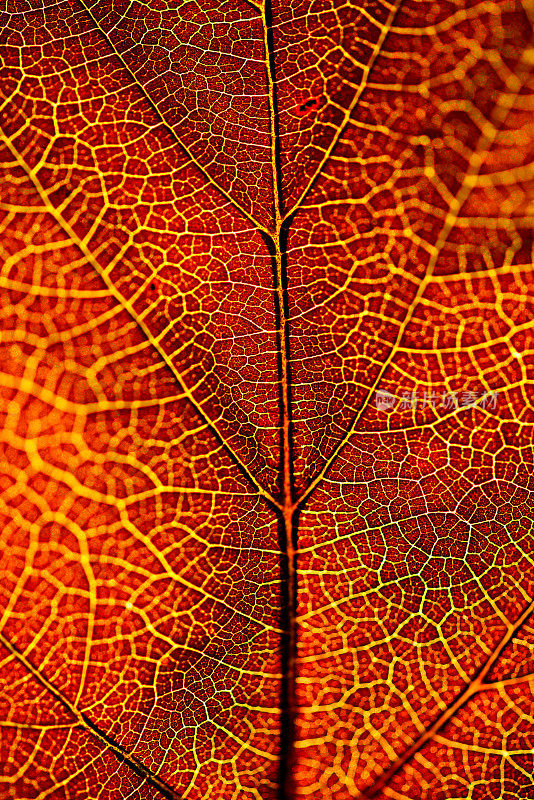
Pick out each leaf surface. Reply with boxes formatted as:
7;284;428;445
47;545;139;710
0;0;533;799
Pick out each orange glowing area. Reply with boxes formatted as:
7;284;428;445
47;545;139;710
0;1;533;798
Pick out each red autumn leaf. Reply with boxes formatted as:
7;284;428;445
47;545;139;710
0;0;533;798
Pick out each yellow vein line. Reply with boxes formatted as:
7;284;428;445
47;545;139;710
2;135;280;510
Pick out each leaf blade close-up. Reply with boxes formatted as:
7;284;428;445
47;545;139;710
0;0;533;799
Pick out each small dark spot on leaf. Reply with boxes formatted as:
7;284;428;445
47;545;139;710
295;96;323;117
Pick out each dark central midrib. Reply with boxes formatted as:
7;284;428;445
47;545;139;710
262;0;299;793
263;223;299;800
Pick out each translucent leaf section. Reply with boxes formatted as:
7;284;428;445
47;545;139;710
0;154;282;798
1;0;533;799
0;12;282;795
82;0;275;225
1;0;282;494
286;0;534;487
288;1;534;797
